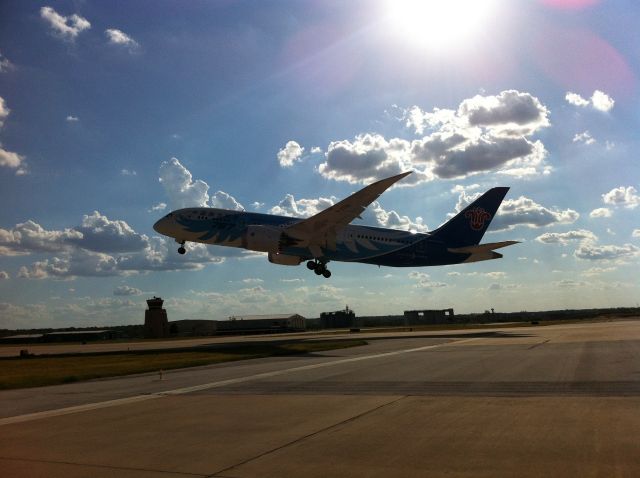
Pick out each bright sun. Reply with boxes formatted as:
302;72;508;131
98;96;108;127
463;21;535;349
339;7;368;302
385;0;499;52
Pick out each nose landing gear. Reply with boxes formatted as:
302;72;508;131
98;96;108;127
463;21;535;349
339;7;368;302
177;240;187;255
306;260;331;278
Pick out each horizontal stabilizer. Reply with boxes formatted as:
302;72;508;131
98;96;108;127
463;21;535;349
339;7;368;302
448;240;520;254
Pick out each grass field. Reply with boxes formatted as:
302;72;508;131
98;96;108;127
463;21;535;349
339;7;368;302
0;339;367;390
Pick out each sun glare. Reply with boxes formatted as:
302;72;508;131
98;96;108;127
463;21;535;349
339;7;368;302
385;0;499;52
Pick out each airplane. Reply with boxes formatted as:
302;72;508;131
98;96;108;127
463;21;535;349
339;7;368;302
153;171;518;278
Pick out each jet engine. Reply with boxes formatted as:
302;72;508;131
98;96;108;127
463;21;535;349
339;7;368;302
268;252;302;266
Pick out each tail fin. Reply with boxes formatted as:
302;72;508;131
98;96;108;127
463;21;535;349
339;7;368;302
429;187;509;248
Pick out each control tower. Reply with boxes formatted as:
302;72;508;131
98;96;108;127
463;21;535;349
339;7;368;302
144;296;169;338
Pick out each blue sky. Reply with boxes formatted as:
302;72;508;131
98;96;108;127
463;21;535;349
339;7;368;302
0;0;639;328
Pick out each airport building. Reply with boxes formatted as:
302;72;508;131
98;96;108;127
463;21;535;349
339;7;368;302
217;314;306;334
403;309;455;325
144;296;169;338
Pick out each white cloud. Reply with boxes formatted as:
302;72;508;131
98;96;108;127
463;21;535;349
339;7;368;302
0;97;9;128
158;157;211;208
211;190;244;211
407;271;447;290
535;229;597;245
0;147;25;172
633;229;640;238
565;92;589;107
114;285;142;296
269;192;427;232
149;202;167;212
105;29;139;50
120;168;137;176
320;90;551;185
310;146;323;154
582;267;616;277
0;271;9;280
591;90;615;112
0;97;28;173
0;220;82;256
590;208;612;218
40;6;90;41
269;194;335;218
565;90;614;112
277;140;305;167
572;131;595;145
242;278;264;284
553;279;587;289
66;115;79;122
251;201;265;210
158;157;242;211
453;191;578;230
602;186;640;209
0;50;13;73
72;211;148;253
574;243;639;261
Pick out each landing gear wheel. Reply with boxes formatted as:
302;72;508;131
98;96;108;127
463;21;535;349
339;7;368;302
314;267;323;275
322;269;331;278
307;261;317;270
178;246;186;255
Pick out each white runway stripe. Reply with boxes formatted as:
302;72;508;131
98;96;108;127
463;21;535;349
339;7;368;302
0;338;477;426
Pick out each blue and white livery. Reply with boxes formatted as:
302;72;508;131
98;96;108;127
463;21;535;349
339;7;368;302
153;172;518;278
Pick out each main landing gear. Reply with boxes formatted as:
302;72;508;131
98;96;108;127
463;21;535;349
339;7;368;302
177;240;187;255
307;260;331;278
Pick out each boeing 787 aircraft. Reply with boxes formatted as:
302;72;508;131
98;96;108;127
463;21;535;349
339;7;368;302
153;172;518;278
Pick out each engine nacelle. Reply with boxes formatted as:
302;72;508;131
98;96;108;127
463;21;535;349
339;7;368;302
268;252;302;266
245;225;282;253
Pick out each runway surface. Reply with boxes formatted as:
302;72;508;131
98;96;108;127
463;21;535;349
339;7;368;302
1;319;639;477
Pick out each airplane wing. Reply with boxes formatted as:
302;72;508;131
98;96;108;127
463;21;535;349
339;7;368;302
284;171;412;254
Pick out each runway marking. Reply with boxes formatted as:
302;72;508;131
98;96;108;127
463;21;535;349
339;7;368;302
0;338;477;426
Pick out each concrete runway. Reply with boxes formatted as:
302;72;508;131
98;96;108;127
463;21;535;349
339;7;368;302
1;319;639;477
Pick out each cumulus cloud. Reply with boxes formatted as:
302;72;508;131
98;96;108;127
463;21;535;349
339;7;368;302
114;285;142;296
71;211;148;253
0;271;9;280
211;191;244;211
565;92;590;107
277;141;305;167
149;202;167;212
407;271;447;290
0;220;82;256
40;6;90;41
0;97;28;173
453;190;578;231
535;229;597;245
574;243;639;261
120;169;137;176
572;131;595;145
602;186;640;209
590;208;612;218
565;90;614;112
158;157;242;211
105;29;139;50
66;115;79;122
269;192;427;232
0;97;9;128
159;158;210;208
0;50;13;73
319;90;550;185
633;229;640;238
269;194;335;218
18;249;118;280
591;90;615;112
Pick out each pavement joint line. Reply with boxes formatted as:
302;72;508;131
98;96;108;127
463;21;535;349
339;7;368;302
0;456;207;476
205;395;407;478
0;338;478;426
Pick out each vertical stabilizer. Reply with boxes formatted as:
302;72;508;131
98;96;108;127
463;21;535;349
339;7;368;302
429;187;509;248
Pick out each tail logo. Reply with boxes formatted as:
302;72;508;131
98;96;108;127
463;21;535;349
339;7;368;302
465;207;491;231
